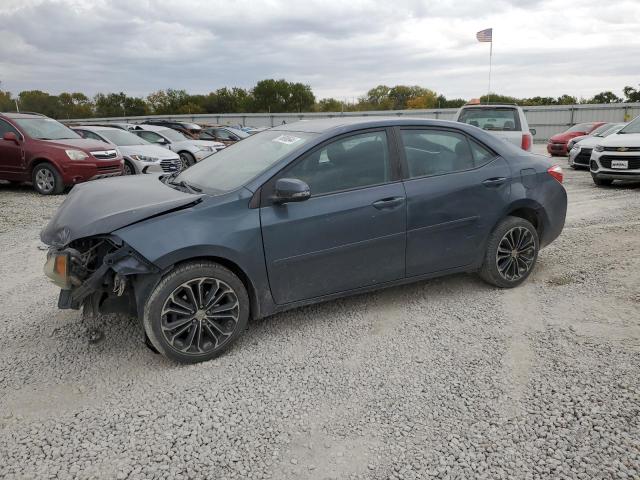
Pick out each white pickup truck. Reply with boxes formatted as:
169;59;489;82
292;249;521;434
454;103;534;151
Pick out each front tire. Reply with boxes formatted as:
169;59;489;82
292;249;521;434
592;175;613;186
123;160;136;175
179;152;196;170
32;163;64;195
143;261;249;364
479;216;539;288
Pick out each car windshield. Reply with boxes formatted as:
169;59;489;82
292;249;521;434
99;129;149;146
619;116;640;134
227;127;250;138
566;123;595;133
589;123;612;136
457;107;520;131
15;117;81;140
597;124;625;137
159;128;188;142
176;130;317;194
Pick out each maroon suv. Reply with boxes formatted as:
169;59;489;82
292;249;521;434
0;112;124;194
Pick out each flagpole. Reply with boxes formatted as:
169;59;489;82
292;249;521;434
487;39;492;104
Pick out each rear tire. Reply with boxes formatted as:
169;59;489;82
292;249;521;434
32;163;64;195
143;261;249;364
479;216;539;288
592;175;613;186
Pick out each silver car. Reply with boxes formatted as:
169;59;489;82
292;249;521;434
568;123;626;169
73;126;182;175
130;125;225;169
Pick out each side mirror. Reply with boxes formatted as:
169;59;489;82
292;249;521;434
273;178;310;204
3;132;20;144
156;138;169;145
529;128;537;136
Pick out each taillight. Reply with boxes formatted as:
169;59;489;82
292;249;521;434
547;164;563;183
521;133;532;151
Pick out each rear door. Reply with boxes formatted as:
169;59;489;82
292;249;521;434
260;129;407;304
398;127;511;276
0;119;25;177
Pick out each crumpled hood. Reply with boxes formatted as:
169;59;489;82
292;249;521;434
41;175;204;247
177;139;225;149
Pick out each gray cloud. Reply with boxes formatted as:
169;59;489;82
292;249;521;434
0;0;638;101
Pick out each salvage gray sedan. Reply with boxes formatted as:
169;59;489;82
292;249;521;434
42;117;567;363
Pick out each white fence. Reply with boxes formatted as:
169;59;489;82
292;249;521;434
65;103;640;142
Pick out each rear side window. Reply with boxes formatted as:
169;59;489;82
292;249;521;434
284;131;391;196
468;139;496;166
400;129;477;178
458;107;521;132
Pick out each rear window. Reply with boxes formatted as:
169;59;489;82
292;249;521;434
458;107;521;132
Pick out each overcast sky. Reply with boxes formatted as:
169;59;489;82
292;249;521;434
1;0;639;101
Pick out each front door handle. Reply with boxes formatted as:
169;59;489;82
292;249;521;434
372;196;405;209
482;177;507;187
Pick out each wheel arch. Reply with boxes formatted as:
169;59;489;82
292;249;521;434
133;251;262;321
29;157;61;174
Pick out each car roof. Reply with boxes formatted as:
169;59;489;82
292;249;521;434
133;124;171;132
271;116;472;134
72;125;122;132
459;104;521;109
1;112;48;119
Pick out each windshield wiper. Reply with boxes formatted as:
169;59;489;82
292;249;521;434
168;178;202;193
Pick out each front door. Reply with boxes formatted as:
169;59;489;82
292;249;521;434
0;119;25;178
398;127;511;276
260;129;407;304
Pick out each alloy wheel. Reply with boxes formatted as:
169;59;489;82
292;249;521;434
496;226;536;281
123;162;134;175
160;277;240;356
35;168;55;193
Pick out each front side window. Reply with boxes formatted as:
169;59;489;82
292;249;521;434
400;129;478;178
159;128;187;142
0;119;21;138
283;131;391;196
100;129;149;146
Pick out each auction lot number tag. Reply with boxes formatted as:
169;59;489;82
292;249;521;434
273;135;302;145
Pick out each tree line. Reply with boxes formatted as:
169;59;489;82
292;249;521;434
1;79;639;119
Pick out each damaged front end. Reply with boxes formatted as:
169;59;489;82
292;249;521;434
44;235;159;316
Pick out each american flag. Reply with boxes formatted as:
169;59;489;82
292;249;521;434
476;28;492;42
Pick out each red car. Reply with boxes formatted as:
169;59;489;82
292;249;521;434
0;112;124;194
547;122;606;156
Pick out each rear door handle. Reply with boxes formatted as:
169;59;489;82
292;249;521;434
482;177;507;187
372;196;405;209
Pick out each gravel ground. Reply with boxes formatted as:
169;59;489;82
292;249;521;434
0;145;638;479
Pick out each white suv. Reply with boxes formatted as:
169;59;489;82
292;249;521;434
455;103;534;151
590;115;640;186
131;124;225;169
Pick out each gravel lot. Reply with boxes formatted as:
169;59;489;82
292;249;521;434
0;145;638;479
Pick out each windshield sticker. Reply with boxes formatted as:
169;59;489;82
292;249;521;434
272;134;302;145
